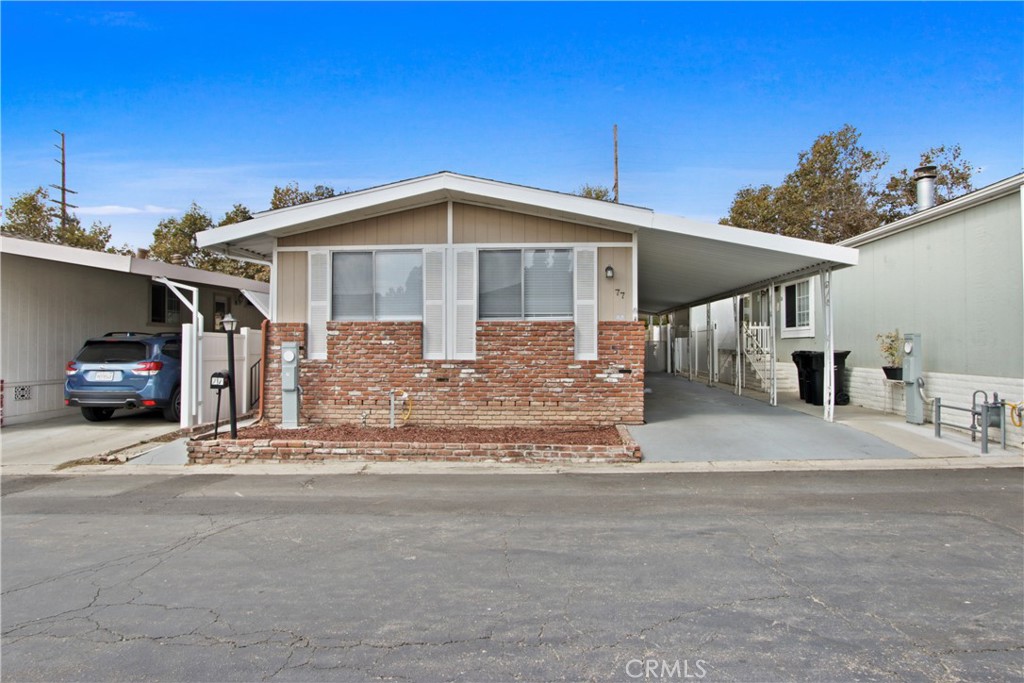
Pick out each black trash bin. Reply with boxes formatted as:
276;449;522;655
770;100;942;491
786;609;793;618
807;351;850;406
791;351;813;401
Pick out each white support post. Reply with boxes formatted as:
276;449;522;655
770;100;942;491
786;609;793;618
821;268;835;423
688;308;694;381
705;304;713;387
154;276;204;427
734;296;741;395
768;282;777;407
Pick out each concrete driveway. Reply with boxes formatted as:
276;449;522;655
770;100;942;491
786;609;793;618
634;373;931;462
1;410;180;473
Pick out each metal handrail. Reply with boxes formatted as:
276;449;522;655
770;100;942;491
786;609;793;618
934;397;1007;454
248;358;262;409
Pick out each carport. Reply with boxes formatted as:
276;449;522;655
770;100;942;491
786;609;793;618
634;213;858;422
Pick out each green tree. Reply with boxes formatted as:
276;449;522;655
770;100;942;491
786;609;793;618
1;186;130;253
149;203;269;281
875;144;977;223
722;126;977;243
270;182;336;209
149;203;215;268
219;203;254;226
576;184;614;201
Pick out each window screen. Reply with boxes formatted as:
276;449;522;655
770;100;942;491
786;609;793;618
479;250;523;319
375;251;423;320
524;249;573;318
332;252;374;320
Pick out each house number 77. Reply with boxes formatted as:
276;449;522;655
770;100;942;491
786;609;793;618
615;288;626;299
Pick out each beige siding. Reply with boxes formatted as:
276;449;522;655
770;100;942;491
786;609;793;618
276;251;308;322
278;204;447;247
454;203;629;244
598;247;634;321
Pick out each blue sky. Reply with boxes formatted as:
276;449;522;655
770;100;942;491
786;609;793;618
3;2;1021;249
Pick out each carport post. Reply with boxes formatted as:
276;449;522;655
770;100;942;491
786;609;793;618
734;296;742;396
768;282;777;406
154;276;204;428
706;304;713;387
821;268;835;423
688;308;694;381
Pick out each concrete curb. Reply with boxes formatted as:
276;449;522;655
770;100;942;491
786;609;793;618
7;454;1021;477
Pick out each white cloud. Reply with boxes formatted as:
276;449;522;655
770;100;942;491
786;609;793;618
76;204;179;216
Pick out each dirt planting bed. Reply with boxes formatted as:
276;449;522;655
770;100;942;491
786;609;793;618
235;423;623;446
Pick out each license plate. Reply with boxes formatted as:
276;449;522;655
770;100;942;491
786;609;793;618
93;371;116;382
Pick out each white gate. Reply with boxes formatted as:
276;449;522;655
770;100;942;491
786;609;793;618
181;327;262;427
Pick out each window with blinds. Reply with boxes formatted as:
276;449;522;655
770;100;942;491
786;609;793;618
478;248;573;319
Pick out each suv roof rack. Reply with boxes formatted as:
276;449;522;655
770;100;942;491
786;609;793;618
102;331;147;337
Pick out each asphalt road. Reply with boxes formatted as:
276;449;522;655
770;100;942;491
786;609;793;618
2;470;1022;682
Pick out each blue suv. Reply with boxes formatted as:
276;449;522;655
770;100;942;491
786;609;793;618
65;332;182;422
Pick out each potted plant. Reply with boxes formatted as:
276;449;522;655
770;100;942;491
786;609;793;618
876;329;903;380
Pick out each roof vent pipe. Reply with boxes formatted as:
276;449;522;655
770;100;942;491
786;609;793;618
914;165;938;211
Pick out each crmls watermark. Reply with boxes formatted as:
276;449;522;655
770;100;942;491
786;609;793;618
625;658;708;679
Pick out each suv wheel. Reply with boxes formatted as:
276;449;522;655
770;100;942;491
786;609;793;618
163;387;181;423
82;407;115;422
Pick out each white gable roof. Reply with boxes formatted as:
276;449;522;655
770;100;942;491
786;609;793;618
197;171;857;314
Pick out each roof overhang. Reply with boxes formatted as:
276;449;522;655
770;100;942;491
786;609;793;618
196;172;857;315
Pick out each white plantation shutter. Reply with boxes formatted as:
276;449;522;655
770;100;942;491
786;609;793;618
574;247;598;361
453;247;477;360
423;248;446;360
308;251;330;360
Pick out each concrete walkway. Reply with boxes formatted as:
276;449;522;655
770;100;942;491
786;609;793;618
631;373;1011;462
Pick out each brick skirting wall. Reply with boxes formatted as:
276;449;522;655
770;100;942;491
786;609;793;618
188;425;642;464
263;320;645;428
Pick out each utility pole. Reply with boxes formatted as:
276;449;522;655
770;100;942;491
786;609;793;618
613;124;619;203
50;130;78;231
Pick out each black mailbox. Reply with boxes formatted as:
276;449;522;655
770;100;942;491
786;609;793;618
210;370;230;390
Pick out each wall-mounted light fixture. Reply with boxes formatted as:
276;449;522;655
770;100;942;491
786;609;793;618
605;265;615;279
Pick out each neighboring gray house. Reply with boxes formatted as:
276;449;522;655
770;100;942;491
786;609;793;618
682;172;1023;446
0;236;270;425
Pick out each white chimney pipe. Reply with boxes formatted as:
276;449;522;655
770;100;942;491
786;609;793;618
914;165;938;211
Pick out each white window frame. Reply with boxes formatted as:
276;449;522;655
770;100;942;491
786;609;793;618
780;277;815;339
330;249;424;322
477;247;574;322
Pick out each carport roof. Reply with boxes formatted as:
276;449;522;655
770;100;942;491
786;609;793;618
197;171;857;314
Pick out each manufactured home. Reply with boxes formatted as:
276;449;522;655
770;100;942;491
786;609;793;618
198;172;857;428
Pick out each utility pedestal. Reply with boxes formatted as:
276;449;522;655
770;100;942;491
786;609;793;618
281;342;300;429
903;333;924;424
